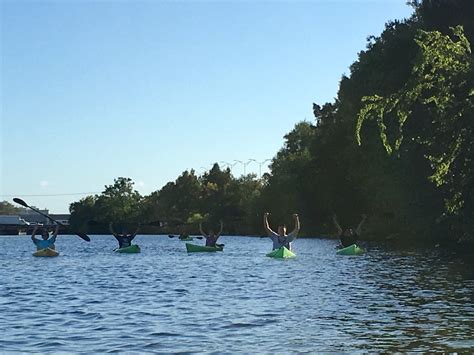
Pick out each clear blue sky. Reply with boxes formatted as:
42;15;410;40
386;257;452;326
1;0;413;213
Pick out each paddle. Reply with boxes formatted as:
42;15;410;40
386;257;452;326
168;234;203;240
13;198;91;242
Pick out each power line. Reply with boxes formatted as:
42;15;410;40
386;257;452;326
0;192;101;197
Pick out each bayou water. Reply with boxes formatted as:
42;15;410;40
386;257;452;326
1;235;473;352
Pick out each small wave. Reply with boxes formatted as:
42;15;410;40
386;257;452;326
149;332;180;337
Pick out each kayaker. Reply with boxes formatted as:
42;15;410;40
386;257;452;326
31;224;59;250
333;214;367;248
263;212;300;251
199;221;223;247
109;222;139;249
178;233;190;240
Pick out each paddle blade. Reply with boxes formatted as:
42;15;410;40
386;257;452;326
13;198;28;207
77;232;91;242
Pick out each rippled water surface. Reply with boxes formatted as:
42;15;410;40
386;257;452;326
1;235;473;352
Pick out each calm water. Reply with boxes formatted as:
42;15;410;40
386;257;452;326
0;235;473;353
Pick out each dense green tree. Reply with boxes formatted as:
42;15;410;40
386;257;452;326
69;177;142;232
94;177;142;223
145;170;202;231
357;26;473;241
69;195;98;231
0;201;21;215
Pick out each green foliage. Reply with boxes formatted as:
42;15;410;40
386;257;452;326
95;177;142;223
69;195;98;231
187;213;205;224
0;201;21;215
69;177;142;231
69;170;264;235
356;25;473;238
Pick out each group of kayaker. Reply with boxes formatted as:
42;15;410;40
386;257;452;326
30;212;366;253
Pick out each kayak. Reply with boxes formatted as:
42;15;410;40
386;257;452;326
266;246;296;259
33;248;59;257
336;244;365;255
185;243;224;252
179;237;194;241
115;245;141;253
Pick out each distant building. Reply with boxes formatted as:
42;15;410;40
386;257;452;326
18;207;50;224
0;215;29;235
50;214;70;225
0;209;71;235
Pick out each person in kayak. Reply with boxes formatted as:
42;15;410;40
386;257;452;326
109;222;139;249
263;212;300;251
178;232;190;240
199;221;223;247
31;224;59;250
333;214;367;248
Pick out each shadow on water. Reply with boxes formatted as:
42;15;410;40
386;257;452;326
0;235;473;352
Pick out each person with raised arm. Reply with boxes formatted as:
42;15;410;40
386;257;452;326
263;212;300;251
199;220;223;247
333;214;367;248
109;222;139;249
31;224;59;251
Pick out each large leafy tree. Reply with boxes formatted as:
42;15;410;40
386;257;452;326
69;195;98;231
357;26;473;241
145;170;202;228
95;177;142;223
69;177;142;231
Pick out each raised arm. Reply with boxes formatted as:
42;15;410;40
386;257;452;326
355;214;367;235
31;225;39;241
52;225;60;238
263;212;276;236
109;222;118;237
199;222;208;238
216;221;224;237
289;214;300;236
130;225;140;240
332;214;343;235
48;225;59;247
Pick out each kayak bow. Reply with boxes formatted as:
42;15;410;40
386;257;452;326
115;245;141;253
266;246;296;259
336;244;365;256
185;243;223;252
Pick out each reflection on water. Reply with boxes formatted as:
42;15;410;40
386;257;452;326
0;235;472;352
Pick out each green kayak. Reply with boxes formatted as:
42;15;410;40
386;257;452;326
179;237;194;241
185;243;223;252
336;244;365;255
266;246;296;259
115;245;141;253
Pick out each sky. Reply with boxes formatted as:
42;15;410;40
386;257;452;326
1;0;413;213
